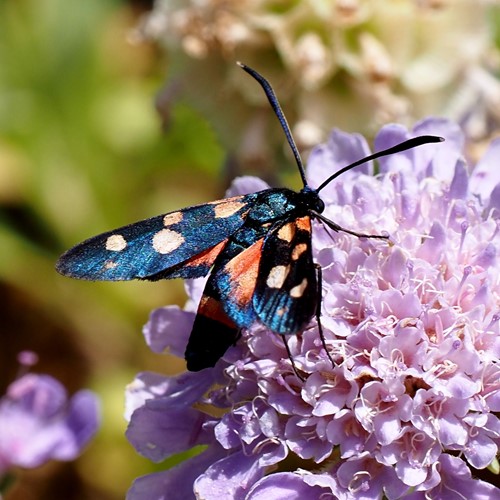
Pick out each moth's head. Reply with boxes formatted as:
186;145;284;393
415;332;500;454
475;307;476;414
299;186;325;214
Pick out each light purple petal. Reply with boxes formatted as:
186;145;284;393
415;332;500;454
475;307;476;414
375;124;413;174
464;431;498;469
54;390;100;460
469;137;500;202
125;371;215;421
429;454;500;499
126;400;210;461
449;159;469;199
247;472;330;500
416;221;446;264
225;176;269;197
307;128;371;195
127;445;227;500
125;372;172;420
380;248;408;288
487;183;500;213
143;306;195;356
412;118;463;183
337;456;409;499
194;450;263;500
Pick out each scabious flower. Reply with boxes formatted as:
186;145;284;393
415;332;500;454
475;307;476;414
0;354;100;489
126;117;500;499
139;1;500;161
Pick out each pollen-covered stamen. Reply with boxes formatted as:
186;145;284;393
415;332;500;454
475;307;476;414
431;359;458;379
406;260;414;291
105;234;127;252
455;265;472;305
410;265;443;304
349;471;372;493
152;229;185;254
459;221;468;252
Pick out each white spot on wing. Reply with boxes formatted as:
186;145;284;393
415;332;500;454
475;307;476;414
277;223;295;242
266;265;290;289
291;243;307;260
152;229;185;254
214;200;246;218
290;278;308;298
106;234;127;252
163;212;183;226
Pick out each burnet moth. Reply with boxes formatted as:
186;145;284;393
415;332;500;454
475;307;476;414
56;62;443;371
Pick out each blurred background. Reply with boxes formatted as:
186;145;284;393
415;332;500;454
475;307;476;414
0;0;224;498
1;0;499;498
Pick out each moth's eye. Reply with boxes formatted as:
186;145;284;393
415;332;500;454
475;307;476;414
316;198;325;213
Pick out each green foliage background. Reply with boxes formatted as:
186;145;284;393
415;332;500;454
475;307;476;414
0;0;224;498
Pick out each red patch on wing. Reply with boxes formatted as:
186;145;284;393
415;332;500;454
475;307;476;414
183;239;228;269
295;216;312;232
197;295;235;328
224;238;264;308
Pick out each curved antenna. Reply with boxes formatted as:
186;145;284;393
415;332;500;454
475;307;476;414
316;135;444;193
237;62;308;187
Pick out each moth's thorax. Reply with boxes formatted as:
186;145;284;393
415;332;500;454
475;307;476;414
244;189;293;223
247;187;325;225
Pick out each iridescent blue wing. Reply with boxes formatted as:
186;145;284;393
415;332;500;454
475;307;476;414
56;194;257;281
253;216;318;334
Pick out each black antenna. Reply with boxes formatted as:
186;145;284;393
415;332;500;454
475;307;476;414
237;62;308;187
316;135;444;193
238;62;444;193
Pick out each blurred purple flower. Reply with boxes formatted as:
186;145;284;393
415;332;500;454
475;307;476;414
0;372;100;477
126;118;500;499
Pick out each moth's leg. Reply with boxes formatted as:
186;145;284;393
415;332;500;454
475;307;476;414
313;212;389;240
315;263;336;368
281;335;305;381
281;264;335;379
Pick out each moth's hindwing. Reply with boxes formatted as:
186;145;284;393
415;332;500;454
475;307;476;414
56;194;257;281
185;293;240;371
213;237;265;327
184;227;269;371
254;216;317;334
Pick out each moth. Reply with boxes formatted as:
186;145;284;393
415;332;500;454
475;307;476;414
56;62;442;371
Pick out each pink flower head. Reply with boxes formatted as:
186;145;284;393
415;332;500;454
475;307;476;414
126;118;500;499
